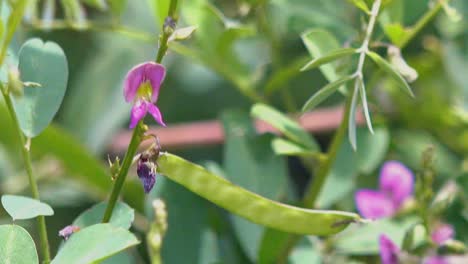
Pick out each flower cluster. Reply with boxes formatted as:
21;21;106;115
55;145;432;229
355;161;414;219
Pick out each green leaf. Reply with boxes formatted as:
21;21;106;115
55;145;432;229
0;225;38;264
221;111;289;261
301;29;347;92
366;51;414;97
302;75;355;112
383;23;408;46
271;138;319;157
301;48;357;71
13;38;68;137
357;77;374;133
73;202;134;229
157;153;361;235
148;0;169;26
347;0;370;13
81;0;108;11
251;104;319;151
108;0;127;15
333;218;418;254
348;85;360;150
51;224;139;264
1;195;54;220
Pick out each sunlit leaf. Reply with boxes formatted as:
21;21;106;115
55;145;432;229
73;202;134;229
0;225;38;264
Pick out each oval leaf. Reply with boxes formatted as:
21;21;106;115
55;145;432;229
1;195;54;220
251;103;319;151
51;224;139;264
13;38;68;137
366;51;414;97
302;75;355;112
157;153;360;235
301;48;357;71
0;225;39;264
73;202;134;229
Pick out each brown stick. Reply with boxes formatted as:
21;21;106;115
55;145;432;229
108;105;364;153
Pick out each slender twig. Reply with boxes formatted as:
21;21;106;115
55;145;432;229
1;89;51;262
102;0;179;223
398;0;450;49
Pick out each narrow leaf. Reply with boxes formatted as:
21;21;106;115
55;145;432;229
302;75;355;112
1;195;54;220
366;51;414;97
357;77;374;134
348;0;370;13
157;153;360;235
348;84;360;150
301;48;357;71
251;104;319;151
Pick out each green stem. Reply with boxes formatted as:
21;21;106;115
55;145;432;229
1;89;51;263
102;122;144;222
398;0;450;49
102;0;179;223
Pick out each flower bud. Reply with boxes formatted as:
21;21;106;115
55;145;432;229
59;225;80;240
8;67;24;97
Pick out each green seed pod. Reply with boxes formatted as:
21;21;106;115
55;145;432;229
157;153;361;235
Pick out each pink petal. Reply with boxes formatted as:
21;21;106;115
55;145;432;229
424;256;449;264
355;190;396;219
431;224;455;245
147;103;166;127
379;161;414;207
129;100;148;128
124;62;147;102
379;234;400;264
143;62;166;103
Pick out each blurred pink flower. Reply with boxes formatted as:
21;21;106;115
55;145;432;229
355;161;414;219
124;62;166;128
59;225;80;240
379;234;400;264
423;256;449;264
431;223;455;245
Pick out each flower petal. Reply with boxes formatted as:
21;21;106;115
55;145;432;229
355;190;396;219
379;161;414;207
423;256;448;264
147;103;166;127
124;62;147;102
379;234;400;264
431;223;455;245
130;100;148;128
59;225;81;241
143;62;166;102
137;160;157;193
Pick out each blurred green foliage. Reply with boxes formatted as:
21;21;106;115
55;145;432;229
0;0;467;263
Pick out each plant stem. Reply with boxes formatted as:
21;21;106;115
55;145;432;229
102;122;144;222
1;89;51;263
398;0;450;49
102;0;179;223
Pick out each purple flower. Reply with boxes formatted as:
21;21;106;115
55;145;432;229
124;62;166;128
424;256;449;264
355;161;414;219
137;157;157;193
59;225;80;240
379;234;400;264
431;223;455;245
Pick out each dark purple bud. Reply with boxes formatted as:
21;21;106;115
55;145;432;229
59;225;80;240
137;158;157;193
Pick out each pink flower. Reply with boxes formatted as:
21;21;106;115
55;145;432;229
355;161;414;219
379;234;400;264
59;225;80;240
124;62;166;128
431;223;455;245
